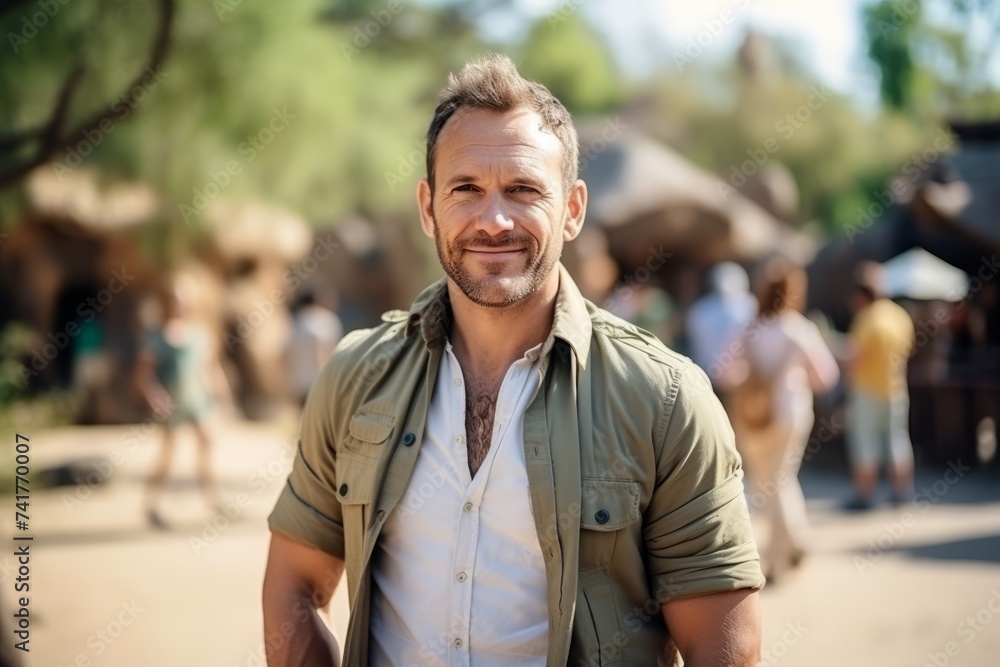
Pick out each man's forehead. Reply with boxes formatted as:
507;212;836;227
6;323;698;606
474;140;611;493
437;107;562;157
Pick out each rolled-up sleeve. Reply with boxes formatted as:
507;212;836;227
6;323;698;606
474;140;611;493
643;364;765;602
267;361;346;558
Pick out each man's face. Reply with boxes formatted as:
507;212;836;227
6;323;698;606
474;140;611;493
417;107;586;308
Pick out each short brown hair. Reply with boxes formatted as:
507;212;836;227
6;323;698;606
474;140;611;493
755;257;807;316
425;53;579;193
853;261;885;302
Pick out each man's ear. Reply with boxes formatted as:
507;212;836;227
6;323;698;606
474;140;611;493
417;177;435;239
563;179;588;242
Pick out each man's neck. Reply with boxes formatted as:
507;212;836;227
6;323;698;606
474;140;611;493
447;269;559;380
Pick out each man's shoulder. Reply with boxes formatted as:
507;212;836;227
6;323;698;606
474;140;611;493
315;314;414;392
584;302;725;455
585;301;706;391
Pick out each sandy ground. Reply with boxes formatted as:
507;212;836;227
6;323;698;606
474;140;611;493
4;420;999;667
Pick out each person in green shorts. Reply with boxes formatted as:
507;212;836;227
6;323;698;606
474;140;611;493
136;279;230;529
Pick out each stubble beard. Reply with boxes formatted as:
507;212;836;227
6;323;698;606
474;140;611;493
432;214;562;309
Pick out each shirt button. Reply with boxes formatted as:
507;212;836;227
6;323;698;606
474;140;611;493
456;571;467;582
595;509;610;524
455;435;464;444
402;432;416;447
376;510;385;522
453;638;463;649
463;502;473;513
339;483;348;497
454;378;462;387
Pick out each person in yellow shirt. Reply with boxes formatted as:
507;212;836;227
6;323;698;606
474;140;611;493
845;262;916;510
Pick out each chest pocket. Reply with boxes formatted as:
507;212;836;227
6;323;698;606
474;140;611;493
579;477;640;572
345;412;395;460
337;416;398;603
339;412;396;505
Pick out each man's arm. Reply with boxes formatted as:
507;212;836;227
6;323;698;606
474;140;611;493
661;589;761;666
262;532;345;667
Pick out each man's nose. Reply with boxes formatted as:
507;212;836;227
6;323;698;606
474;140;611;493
473;192;515;235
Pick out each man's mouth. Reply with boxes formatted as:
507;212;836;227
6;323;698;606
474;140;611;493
465;247;526;261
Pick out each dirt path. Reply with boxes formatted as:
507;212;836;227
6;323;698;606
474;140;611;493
6;422;999;666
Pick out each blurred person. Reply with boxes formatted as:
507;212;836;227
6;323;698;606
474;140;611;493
687;262;757;386
286;291;342;406
135;280;232;529
843;262;916;511
263;54;764;667
71;316;110;423
723;258;839;582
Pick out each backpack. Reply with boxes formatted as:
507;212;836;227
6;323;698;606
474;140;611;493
730;330;778;431
731;363;774;431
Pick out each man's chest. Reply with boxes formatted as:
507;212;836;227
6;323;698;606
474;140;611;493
370;350;550;664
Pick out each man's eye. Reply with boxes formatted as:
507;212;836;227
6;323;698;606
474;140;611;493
453;184;478;192
511;185;539;194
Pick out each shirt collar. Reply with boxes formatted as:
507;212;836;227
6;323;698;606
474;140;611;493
404;263;592;368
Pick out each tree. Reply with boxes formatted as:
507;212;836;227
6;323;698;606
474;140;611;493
863;0;923;111
517;12;624;116
863;0;1000;117
0;0;502;224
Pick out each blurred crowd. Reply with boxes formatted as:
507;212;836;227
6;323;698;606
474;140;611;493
607;253;995;581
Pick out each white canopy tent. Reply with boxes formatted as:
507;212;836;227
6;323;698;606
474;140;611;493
883;247;969;302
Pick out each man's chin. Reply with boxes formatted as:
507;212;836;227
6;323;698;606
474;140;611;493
456;274;533;308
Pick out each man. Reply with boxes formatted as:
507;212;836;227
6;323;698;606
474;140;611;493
844;262;916;510
263;54;764;666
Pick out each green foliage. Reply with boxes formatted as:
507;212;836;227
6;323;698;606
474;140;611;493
863;0;922;110
0;322;35;406
643;57;942;235
863;0;1000;118
0;1;525;223
0;0;993;245
0;323;79;429
517;14;624;116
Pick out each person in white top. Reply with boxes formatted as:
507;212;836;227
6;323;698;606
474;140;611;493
686;262;757;384
287;292;342;405
723;259;840;581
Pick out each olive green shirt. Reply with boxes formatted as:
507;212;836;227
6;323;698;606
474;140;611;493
268;263;764;665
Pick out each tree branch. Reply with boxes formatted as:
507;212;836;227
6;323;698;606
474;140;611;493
0;0;175;189
0;0;35;16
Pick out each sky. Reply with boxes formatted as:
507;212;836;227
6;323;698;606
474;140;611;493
470;0;876;100
594;0;873;89
471;0;1000;107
